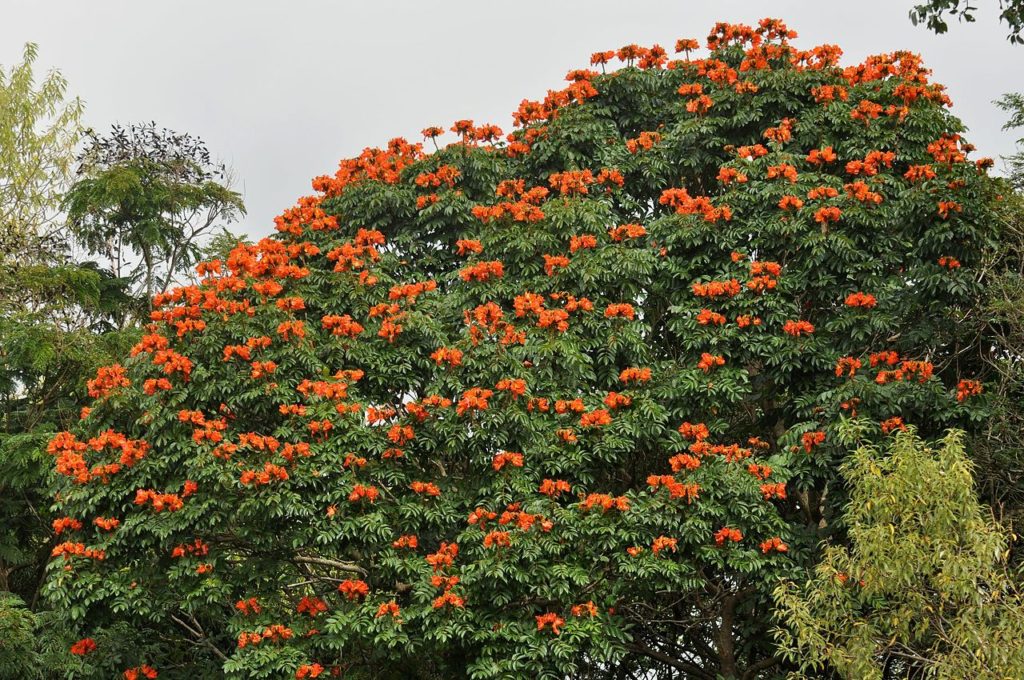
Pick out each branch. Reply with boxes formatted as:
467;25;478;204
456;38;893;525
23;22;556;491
627;642;716;680
170;614;229;662
741;656;781;680
293;555;366;575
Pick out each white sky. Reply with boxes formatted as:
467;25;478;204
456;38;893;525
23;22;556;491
3;0;1022;239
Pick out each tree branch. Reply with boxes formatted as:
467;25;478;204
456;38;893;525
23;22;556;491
169;613;229;662
293;555;366;575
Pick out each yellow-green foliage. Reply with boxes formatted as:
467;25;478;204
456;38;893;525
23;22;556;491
775;428;1024;679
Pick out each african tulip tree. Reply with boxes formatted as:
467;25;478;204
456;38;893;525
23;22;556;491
44;18;997;679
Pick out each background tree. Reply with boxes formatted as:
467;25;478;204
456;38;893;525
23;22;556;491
968;94;1024;564
0;42;82;265
64;123;245;300
774;427;1024;679
909;0;1024;43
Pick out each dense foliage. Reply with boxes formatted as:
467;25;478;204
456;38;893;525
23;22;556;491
775;428;1024;678
39;18;1009;679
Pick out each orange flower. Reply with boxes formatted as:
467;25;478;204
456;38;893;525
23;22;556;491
549;169;594;196
52;517;82;535
492;451;524;471
697;353;725;372
904;164;936;182
86;364;130;398
604;303;635;320
696;309;727;325
580;409;612;428
759;537;788;554
811;84;848;103
835;356;862;377
432;591;465;609
93;517;120;531
736;315;762;328
651;536;677;555
483;530;512;548
569;234;598;252
777;195;804;211
123;665;159;680
813;206;841;223
375;601;401;620
70;638;98;656
604;391;632;409
457;388;494;416
296;664;324;679
619;367;651;384
337;579;370;600
134;489;184;513
766;164;798;182
782;320;814;336
807;186;839;200
580;493;630;512
348;484;380;503
717;166;748;185
456;238;483;255
539;478;571;497
845;181;883;204
571;601;599;617
806;146;836;165
426;542;459;571
296;596;328;617
714;527;742;545
675;38;700;53
956;379;983;402
392;534;419;549
536;612;565;634
543;254;570;276
937;200;962;219
881;416;907;434
430;346;463;367
496;377;527;398
801;430;826;453
844;292;877;308
608;223;646;241
626;131;661;153
691;279;741;298
410;481;441;497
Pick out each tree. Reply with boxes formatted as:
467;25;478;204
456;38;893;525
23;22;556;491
774;427;1024;678
968;94;1024;565
909;0;1024;43
43;18;1003;679
64;123;246;300
0;43;83;263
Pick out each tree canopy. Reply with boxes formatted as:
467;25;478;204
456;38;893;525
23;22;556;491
64;123;245;299
775;427;1024;678
41;18;1008;679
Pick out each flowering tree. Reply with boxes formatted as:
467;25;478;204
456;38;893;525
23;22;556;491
43;19;998;679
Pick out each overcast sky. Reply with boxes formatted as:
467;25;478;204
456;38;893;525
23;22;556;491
3;0;1021;239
